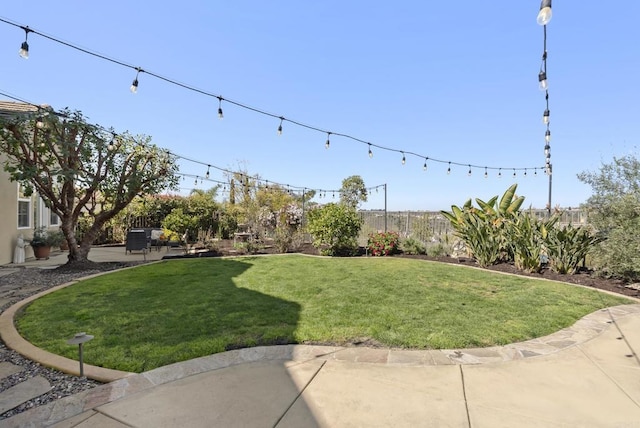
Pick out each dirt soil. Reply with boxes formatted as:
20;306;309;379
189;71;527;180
197;240;640;299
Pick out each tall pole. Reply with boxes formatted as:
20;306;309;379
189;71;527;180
384;183;388;232
547;165;553;215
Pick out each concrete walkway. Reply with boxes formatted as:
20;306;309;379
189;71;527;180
1;247;640;427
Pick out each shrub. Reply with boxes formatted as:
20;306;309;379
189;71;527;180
400;237;427;255
367;232;400;256
546;224;604;275
306;203;363;256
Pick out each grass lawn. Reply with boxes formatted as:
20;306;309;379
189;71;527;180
16;255;632;372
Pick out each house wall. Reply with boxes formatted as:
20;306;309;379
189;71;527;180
0;154;36;264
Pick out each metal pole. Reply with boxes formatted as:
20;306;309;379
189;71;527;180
384;183;388;232
547;165;553;216
78;344;84;377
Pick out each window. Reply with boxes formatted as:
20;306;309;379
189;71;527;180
17;184;31;229
50;209;60;226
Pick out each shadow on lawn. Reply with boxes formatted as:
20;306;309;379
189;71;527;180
91;258;302;370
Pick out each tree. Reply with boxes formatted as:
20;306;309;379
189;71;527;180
0;108;179;266
578;154;640;280
339;175;367;209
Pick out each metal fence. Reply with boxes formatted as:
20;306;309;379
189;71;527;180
357;209;588;244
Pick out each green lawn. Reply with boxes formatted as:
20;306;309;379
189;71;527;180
16;255;632;372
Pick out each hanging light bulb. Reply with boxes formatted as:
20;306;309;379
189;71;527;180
205;165;210;179
538;71;548;91
544;144;550;156
325;132;331;149
467;165;472;176
537;0;552;26
130;68;143;93
484;167;488;179
194;177;198;186
524;169;528;177
217;97;224;119
423;158;428;171
19;27;31;59
277;117;284;135
535;169;538;176
368;144;373;158
545;129;551;143
498;168;502;178
543;109;550;124
513;169;517;178
401;152;406;165
447;162;451;175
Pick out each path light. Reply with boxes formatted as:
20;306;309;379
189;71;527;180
67;332;94;377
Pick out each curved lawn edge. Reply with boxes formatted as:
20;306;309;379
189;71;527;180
4;256;638;379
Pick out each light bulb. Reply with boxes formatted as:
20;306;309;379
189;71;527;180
325;133;330;149
423;161;427;171
544;144;550;156
368;145;373;158
543;109;550;124
513;170;516;178
484;168;488;179
19;41;29;59
277;118;284;135
498;169;502;178
35;117;44;129
538;71;548;91
130;79;138;93
218;107;223;119
205;166;210;179
468;165;472;176
401;153;406;165
545;130;551;143
537;0;552;26
447;162;451;175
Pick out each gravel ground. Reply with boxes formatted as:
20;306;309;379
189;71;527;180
0;262;146;420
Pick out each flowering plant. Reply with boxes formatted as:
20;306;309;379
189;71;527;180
367;231;400;256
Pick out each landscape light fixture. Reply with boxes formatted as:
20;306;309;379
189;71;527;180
537;0;552;26
67;332;94;377
19;26;31;59
130;68;143;93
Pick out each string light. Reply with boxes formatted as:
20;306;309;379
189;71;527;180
467;165;472;176
205;165;210;179
423;158;428;171
537;0;553;26
401;152;406;165
545;129;551;143
18;26;31;59
277;117;284;135
447;161;451;175
368;144;373;158
524;169;528;177
325;132;331;149
130;67;143;93
538;71;548;91
217;97;224;119
0;19;545;178
542;108;550;124
484;167;488;179
498;168;502;178
513;169;516;178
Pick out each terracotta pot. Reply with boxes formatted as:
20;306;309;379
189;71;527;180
33;246;51;260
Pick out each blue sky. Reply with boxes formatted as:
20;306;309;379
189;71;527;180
1;1;638;211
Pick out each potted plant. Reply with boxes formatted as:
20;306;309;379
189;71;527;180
29;226;65;260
